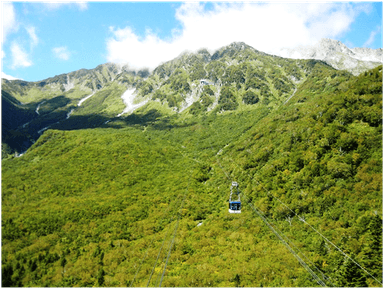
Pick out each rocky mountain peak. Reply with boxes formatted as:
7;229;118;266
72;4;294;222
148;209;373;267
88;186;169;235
278;38;382;75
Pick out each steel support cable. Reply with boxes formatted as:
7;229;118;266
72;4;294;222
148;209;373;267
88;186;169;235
130;198;178;287
213;151;327;286
158;162;191;287
146;193;184;287
154;239;171;286
208;132;328;287
159;204;183;287
155;201;185;287
158;121;201;286
268;190;382;286
129;130;192;287
235;160;383;286
157;123;206;286
229;163;335;287
243;194;327;287
241;189;334;286
146;213;177;287
140;124;199;287
218;103;382;286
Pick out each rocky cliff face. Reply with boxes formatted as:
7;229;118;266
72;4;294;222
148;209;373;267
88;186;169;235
278;38;382;75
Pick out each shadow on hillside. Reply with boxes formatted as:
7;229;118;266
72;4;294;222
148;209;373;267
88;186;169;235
53;109;195;131
3;107;196;155
2;93;74;155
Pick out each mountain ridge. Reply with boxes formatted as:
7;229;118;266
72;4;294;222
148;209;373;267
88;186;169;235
1;39;382;156
278;38;382;75
1;60;382;287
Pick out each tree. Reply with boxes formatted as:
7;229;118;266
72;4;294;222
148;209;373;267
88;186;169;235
218;86;238;111
234;273;241;287
2;263;14;287
243;90;259;105
336;254;367;287
361;214;383;284
97;268;105;286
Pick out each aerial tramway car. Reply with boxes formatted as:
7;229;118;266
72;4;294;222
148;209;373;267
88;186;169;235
229;181;241;214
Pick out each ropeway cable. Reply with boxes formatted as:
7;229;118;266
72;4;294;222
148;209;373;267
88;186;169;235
205;118;333;286
230;156;383;287
229;162;336;286
130;133;192;287
211;146;328;287
146;192;185;287
133;126;195;287
204;109;379;286
130;195;176;287
220;136;382;287
156;124;205;286
243;193;327;287
159;191;186;287
146;213;177;287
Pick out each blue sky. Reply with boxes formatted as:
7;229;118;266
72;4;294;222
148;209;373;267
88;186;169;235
1;1;382;82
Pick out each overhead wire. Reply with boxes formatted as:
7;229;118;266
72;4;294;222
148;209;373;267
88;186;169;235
230;152;382;286
129;198;174;287
146;211;177;287
146;174;188;287
211;139;328;287
230;161;336;286
212;109;382;286
159;184;188;286
202;108;337;286
128;125;194;287
152;118;203;287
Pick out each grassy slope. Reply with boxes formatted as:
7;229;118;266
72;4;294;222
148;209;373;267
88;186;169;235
2;65;382;287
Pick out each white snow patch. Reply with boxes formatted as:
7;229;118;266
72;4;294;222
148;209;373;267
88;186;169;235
66;109;74;119
207;83;221;112
284;87;297;105
78;92;95;106
38;126;50;134
15;151;27;158
63;75;75;92
179;92;199;113
22;121;31;128
117;88;148;117
35;101;46;115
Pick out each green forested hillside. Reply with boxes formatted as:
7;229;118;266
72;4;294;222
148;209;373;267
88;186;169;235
1;63;150;156
2;62;382;287
2;43;347;158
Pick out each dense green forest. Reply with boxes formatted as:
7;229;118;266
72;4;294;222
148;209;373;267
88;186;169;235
2;58;382;287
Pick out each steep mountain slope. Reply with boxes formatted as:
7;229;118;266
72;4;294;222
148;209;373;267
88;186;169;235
2;63;382;287
2;40;381;157
279;38;382;76
1;90;36;154
1;64;150;155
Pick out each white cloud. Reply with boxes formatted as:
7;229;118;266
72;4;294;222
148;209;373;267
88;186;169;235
1;71;22;80
52;46;71;60
43;2;88;11
363;26;381;47
106;2;368;70
2;2;18;43
10;42;33;68
76;2;88;11
26;26;39;47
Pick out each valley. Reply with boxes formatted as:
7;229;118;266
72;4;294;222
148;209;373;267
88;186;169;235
1;41;382;287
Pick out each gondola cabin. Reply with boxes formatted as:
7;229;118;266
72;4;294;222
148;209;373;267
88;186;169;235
229;181;241;214
229;201;241;214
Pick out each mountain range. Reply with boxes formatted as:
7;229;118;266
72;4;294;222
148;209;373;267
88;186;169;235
1;38;382;287
278;38;382;76
2;38;382;156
